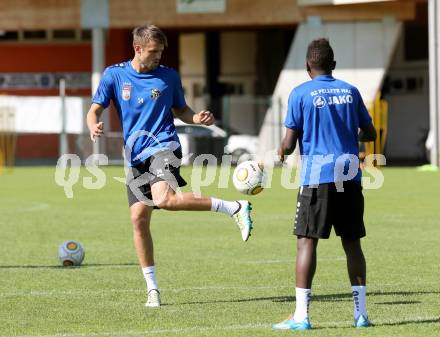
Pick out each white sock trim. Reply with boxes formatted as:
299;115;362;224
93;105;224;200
293;287;311;322
210;197;221;212
142;266;158;292
211;198;239;216
352;285;367;319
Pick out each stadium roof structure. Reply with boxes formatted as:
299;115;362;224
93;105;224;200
0;0;418;30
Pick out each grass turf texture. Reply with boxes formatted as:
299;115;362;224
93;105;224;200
0;166;439;337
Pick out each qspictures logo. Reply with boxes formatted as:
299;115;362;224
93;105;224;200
54;131;387;202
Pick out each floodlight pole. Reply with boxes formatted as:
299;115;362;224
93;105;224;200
428;0;440;166
81;0;108;157
59;78;68;157
92;28;105;155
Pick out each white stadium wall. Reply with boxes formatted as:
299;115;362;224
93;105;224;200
257;17;402;161
0;96;88;134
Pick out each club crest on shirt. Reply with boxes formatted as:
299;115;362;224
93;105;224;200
151;88;161;100
122;83;132;101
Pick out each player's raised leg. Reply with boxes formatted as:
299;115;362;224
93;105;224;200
130;202;160;307
150;181;253;241
342;238;370;327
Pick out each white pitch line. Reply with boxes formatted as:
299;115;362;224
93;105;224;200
240;256;346;264
0;285;293;298
5;316;440;337
0;265;138;273
22;202;50;212
239;259;293;264
2;280;439;298
2;323;269;337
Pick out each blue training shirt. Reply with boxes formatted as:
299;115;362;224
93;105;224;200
284;74;372;186
92;61;186;166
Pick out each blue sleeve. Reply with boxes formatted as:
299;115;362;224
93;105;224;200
355;88;372;128
172;71;186;109
92;68;114;108
284;89;302;130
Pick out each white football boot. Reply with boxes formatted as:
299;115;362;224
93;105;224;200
145;289;161;308
232;200;253;241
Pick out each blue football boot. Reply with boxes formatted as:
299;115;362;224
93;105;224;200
272;315;312;330
355;315;371;328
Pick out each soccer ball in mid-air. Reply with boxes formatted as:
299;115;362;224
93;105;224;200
232;160;265;195
58;240;85;266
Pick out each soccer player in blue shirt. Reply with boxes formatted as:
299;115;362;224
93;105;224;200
86;25;253;307
273;38;376;330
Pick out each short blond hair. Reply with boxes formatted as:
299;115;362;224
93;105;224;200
132;25;168;47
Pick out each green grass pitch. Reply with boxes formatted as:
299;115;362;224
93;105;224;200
0;166;439;337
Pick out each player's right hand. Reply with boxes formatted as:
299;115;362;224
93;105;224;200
278;147;285;163
90;121;104;142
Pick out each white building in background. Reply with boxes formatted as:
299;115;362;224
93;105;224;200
0;0;435;165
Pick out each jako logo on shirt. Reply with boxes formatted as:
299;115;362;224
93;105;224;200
313;94;354;108
326;95;353;105
313;95;326;108
151;88;161;99
122;83;132;101
311;88;354;108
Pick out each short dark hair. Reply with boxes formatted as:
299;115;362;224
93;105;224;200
132;25;168;47
306;38;334;72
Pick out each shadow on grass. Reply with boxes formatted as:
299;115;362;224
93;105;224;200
312;317;440;330
0;263;138;269
375;300;422;305
324;317;440;329
176;290;440;306
376;317;440;327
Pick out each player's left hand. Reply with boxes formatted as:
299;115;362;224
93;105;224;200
196;110;215;126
